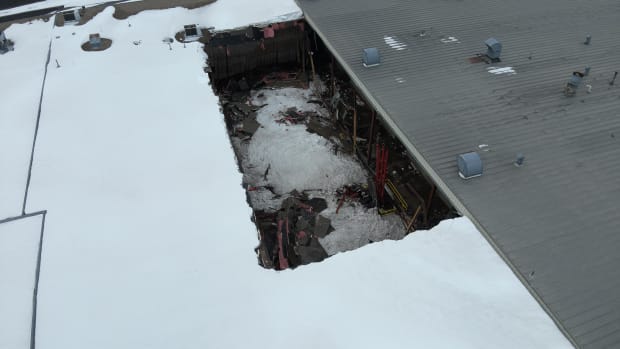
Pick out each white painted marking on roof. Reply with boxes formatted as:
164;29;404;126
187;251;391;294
440;36;460;43
384;35;407;51
487;67;516;75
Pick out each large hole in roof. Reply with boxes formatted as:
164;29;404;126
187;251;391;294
203;20;457;270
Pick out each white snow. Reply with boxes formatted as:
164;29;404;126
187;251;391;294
320;203;405;255
1;0;302;30
0;216;42;349
0;20;52;218
440;36;460;43
487;66;517;75
384;35;407;51
247;87;366;194
0;2;572;349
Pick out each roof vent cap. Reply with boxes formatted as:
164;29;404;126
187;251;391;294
89;33;101;48
515;153;525;167
484;37;502;61
363;47;380;67
458;152;483;179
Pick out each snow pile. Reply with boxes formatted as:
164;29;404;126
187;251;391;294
320;202;405;255
247;88;366;194
0;216;42;349
0;2;572;349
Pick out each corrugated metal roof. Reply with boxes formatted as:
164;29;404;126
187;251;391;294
296;0;620;347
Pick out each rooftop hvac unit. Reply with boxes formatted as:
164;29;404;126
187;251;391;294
363;47;380;67
458;152;483;179
62;9;81;23
184;24;199;38
484;37;502;61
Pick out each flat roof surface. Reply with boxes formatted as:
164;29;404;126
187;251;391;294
297;0;620;347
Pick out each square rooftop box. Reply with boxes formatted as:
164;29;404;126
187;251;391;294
89;33;101;48
363;47;380;67
485;37;502;61
184;24;199;37
458;152;483;179
62;9;80;23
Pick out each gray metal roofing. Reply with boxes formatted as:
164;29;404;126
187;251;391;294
296;0;620;347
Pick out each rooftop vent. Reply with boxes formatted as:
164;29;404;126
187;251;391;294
514;153;525;167
484;37;502;62
363;48;380;67
184;24;199;38
62;9;80;23
569;71;584;87
0;31;13;54
89;33;101;48
457;152;483;179
564;71;585;96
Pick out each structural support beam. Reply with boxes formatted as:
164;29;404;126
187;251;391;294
366;109;376;162
308;50;316;82
426;185;436;215
353;93;357;153
330;55;335;99
405;183;428;227
406;205;422;232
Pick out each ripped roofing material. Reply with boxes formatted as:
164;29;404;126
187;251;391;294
296;0;620;347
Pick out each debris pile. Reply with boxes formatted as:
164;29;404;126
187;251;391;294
212;67;411;270
275;107;317;125
224;100;261;136
255;193;332;270
335;184;375;213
